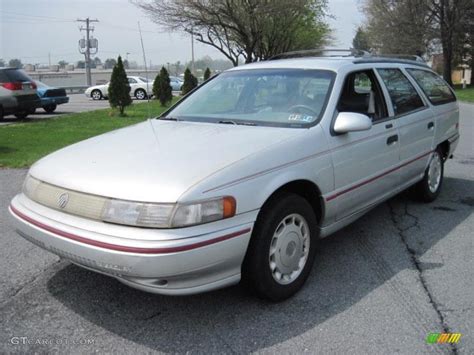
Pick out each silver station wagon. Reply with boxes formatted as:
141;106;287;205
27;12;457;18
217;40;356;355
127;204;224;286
9;52;460;301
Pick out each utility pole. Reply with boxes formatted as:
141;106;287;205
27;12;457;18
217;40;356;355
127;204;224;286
77;18;99;86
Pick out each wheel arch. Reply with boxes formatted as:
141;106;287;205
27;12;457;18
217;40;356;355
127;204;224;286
438;140;450;161
259;179;325;224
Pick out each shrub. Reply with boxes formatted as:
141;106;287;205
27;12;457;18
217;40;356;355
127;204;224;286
153;67;173;106
204;67;211;81
108;56;132;116
182;68;198;95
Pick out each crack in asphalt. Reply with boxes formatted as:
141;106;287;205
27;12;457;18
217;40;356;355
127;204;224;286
388;201;458;355
0;259;62;309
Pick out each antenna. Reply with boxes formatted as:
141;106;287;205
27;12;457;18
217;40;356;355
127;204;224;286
138;21;152;119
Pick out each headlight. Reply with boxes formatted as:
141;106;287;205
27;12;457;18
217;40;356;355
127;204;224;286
171;196;236;228
102;199;175;228
101;196;236;228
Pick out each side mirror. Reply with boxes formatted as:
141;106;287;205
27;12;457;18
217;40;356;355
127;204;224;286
334;112;372;134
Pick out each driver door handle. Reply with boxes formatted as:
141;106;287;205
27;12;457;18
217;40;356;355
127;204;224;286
387;134;398;145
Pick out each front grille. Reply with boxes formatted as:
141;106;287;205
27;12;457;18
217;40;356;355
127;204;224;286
24;175;107;221
45;88;67;97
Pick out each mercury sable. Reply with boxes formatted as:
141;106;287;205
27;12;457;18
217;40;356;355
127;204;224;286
9;54;460;301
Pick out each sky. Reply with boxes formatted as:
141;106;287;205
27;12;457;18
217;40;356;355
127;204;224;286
0;0;364;66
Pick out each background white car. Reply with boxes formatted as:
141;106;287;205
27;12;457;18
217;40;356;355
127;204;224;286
85;76;153;100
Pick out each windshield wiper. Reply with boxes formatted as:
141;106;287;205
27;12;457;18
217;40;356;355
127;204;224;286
217;120;237;125
217;120;257;126
159;117;179;121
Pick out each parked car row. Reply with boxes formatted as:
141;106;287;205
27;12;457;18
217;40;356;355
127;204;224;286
0;67;69;120
85;76;184;100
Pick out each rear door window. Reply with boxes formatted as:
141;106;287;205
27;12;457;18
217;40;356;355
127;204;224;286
406;69;456;105
377;68;425;116
2;69;34;82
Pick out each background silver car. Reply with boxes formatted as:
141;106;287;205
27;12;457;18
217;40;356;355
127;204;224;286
10;54;459;301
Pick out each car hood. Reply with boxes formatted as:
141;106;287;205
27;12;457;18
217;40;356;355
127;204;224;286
30;120;303;202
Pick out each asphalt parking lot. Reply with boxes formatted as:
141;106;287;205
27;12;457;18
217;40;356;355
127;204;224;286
0;104;472;354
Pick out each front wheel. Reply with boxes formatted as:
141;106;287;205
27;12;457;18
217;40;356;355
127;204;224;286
91;89;102;100
414;148;444;202
135;89;147;100
242;193;318;301
43;104;57;113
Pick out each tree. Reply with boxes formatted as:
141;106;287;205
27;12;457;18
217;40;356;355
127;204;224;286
352;27;371;52
8;58;23;68
108;56;132;116
133;0;331;66
362;0;473;85
0;59;5;67
93;57;102;67
363;0;434;56
123;59;130;69
203;67;211;80
104;58;117;69
76;60;86;69
426;0;473;85
58;60;68;69
153;66;173;106
182;68;198;95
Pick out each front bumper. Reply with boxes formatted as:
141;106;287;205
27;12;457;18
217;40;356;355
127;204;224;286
9;194;256;295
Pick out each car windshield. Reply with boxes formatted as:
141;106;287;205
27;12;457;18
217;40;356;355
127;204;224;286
139;77;152;83
164;69;335;127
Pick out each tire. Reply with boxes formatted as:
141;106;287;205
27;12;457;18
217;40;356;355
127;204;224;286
0;106;4;120
14;111;29;120
242;193;318;301
91;89;102;100
43;104;57;113
135;89;147;100
414;147;444;202
27;108;36;115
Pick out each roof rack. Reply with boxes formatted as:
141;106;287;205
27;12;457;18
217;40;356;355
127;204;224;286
268;48;428;67
269;48;370;60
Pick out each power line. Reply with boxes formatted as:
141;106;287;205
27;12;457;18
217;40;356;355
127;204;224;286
0;10;75;22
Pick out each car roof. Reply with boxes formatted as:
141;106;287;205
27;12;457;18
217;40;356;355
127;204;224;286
227;56;430;73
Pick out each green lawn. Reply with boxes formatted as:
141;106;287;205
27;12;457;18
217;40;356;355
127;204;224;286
454;86;474;103
0;99;179;168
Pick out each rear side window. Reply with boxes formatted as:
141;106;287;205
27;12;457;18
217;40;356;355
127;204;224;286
1;69;33;82
377;68;425;116
406;69;456;105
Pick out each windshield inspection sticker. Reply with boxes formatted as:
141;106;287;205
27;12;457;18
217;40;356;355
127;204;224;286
288;114;314;122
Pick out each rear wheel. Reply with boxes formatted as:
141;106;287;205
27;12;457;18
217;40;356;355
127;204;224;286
0;106;4;120
14;111;29;120
27;108;36;115
43;104;57;113
91;89;102;100
414;147;444;202
242;193;318;301
135;89;147;100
